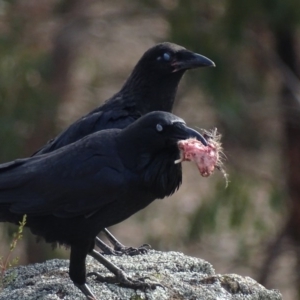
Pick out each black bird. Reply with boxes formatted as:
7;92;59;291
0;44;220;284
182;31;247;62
0;111;207;299
33;42;215;255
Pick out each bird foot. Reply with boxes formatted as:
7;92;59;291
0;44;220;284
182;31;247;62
114;243;151;256
95;236;151;256
99;229;151;256
87;271;162;291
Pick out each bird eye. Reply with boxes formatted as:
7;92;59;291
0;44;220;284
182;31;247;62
163;52;171;61
156;124;163;132
156;52;171;62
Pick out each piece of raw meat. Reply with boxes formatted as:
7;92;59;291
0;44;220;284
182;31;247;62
175;128;228;185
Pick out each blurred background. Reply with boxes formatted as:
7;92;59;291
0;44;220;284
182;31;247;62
0;0;300;299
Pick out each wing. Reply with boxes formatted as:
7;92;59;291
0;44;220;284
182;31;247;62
0;131;127;218
0;158;32;188
33;102;140;155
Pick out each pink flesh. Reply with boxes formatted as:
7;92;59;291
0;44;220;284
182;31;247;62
177;139;218;177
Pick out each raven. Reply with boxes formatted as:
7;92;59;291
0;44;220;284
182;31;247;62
0;111;207;299
33;42;215;255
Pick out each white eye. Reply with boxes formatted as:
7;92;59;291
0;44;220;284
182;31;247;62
163;52;171;61
156;53;171;62
156;124;163;132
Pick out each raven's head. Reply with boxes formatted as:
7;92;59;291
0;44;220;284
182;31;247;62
117;111;207;169
134;110;207;146
119;42;215;113
138;42;215;74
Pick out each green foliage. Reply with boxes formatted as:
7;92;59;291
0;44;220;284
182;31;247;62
187;175;252;241
0;214;26;290
187;172;285;242
268;185;286;212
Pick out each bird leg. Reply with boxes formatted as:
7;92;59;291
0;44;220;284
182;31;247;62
88;249;162;290
70;243;98;300
99;228;151;256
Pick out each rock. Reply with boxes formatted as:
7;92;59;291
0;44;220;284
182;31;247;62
0;250;282;300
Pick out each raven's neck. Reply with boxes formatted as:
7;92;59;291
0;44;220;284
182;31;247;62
117;135;182;199
116;69;186;114
141;148;182;199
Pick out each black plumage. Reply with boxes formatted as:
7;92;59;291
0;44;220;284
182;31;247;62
32;42;214;254
0;111;207;299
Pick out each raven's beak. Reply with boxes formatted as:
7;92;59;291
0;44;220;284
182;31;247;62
172;50;215;72
172;123;207;146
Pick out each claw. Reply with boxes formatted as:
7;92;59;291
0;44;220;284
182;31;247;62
75;283;97;300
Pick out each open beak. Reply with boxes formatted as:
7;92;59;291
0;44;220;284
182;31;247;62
172;123;207;146
172;50;215;72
